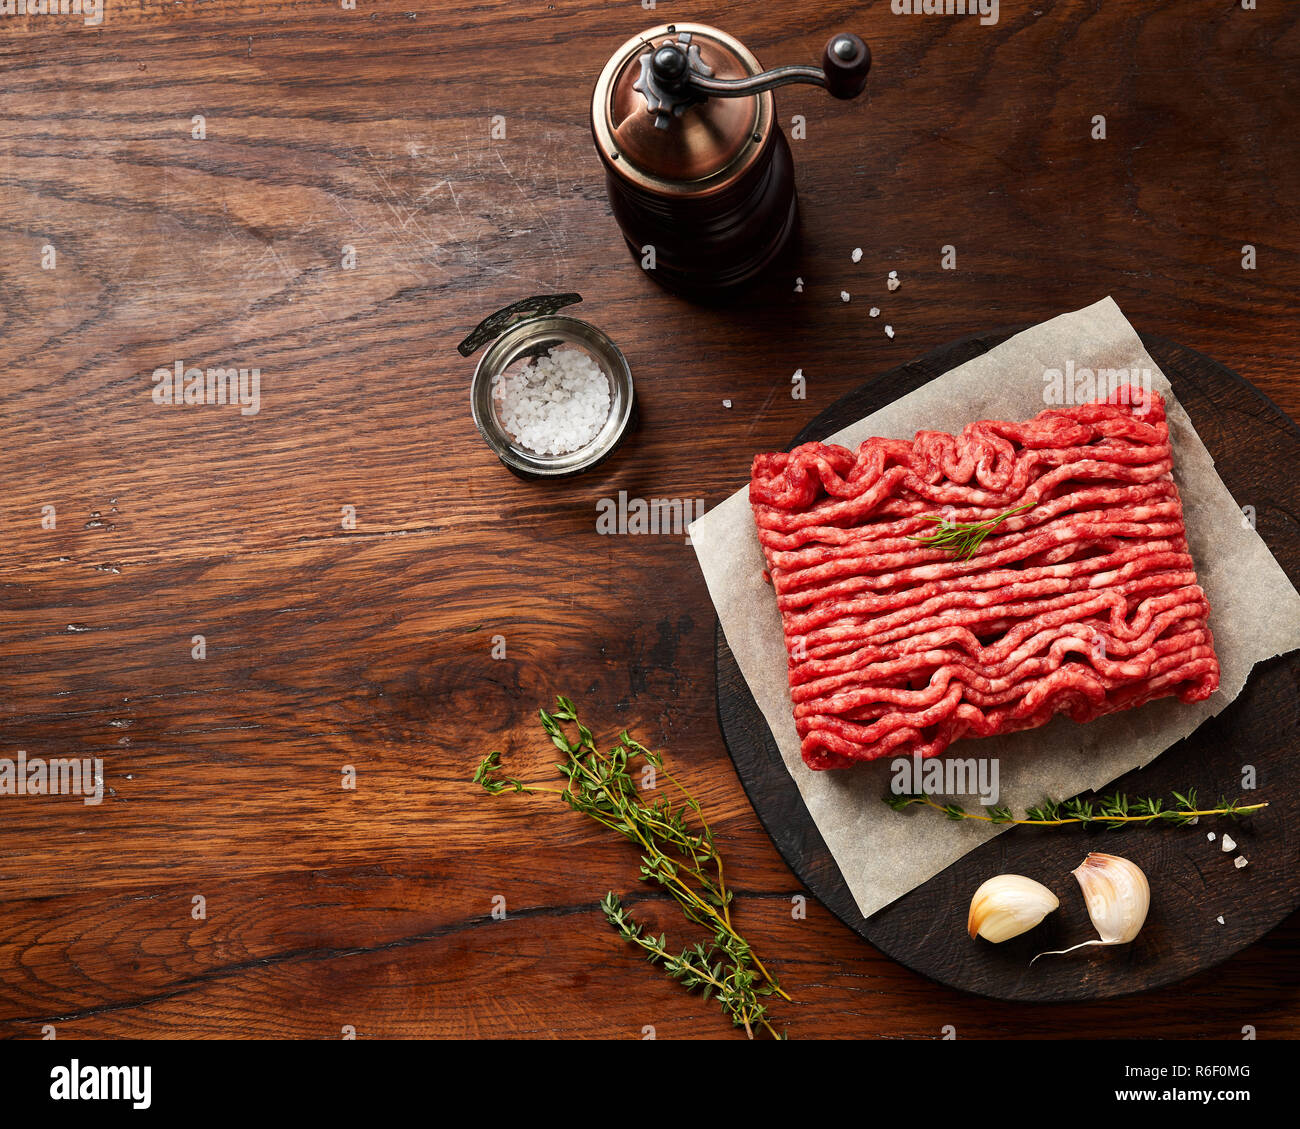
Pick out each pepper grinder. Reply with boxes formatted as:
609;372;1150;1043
590;22;871;301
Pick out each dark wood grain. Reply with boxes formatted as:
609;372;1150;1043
717;328;1300;1001
1;0;1297;1038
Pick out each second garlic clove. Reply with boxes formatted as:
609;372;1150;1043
1074;852;1150;944
1033;852;1150;962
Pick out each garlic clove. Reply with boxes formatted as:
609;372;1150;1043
1033;852;1150;961
1074;852;1149;943
967;874;1059;943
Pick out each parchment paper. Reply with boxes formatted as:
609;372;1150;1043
690;297;1300;919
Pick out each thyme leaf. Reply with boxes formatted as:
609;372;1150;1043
907;500;1036;560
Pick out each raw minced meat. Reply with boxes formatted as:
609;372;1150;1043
749;388;1220;769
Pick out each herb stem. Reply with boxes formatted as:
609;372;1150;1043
886;789;1267;828
907;500;1036;560
475;698;789;1037
631;929;775;1039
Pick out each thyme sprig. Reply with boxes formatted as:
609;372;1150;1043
907;500;1035;560
884;787;1267;828
474;695;788;1039
601;893;784;1039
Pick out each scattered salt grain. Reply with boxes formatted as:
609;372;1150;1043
869;307;880;317
722;399;732;409
1234;855;1248;869
884;324;895;339
840;291;851;303
492;345;611;456
851;247;863;263
1207;831;1216;841
887;270;901;291
1221;834;1236;853
1216;915;1225;925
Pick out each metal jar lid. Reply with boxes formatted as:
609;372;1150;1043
458;294;636;479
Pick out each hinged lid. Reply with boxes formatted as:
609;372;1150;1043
457;292;583;357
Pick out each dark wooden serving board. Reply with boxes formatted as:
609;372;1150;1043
716;327;1300;1003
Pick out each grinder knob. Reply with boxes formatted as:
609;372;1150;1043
822;34;871;100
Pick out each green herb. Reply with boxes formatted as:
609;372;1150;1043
884;787;1267;828
907;500;1036;560
474;695;789;1039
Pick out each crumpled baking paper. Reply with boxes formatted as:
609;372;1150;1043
690;297;1300;918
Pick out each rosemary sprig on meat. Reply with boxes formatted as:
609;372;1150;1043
474;695;788;1039
907;500;1036;560
885;788;1267;828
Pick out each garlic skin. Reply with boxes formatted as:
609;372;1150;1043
1033;852;1150;961
967;874;1059;942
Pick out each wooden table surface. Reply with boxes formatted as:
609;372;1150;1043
2;0;1297;1040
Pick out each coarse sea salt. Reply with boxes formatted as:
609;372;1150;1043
492;345;611;456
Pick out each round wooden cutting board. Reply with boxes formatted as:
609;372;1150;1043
715;326;1300;1002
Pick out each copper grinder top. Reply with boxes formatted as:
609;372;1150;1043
591;23;773;197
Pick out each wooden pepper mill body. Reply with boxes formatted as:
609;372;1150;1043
602;126;797;301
